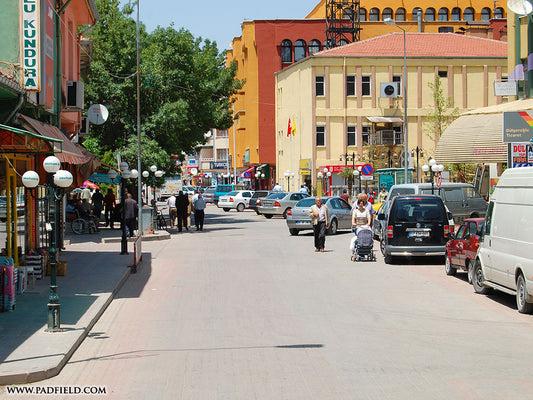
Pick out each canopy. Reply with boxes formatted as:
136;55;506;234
238;166;255;178
366;116;403;123
82;180;99;189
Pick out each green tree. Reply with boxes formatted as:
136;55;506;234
425;75;460;141
338;168;354;197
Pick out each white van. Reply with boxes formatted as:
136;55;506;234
472;167;533;313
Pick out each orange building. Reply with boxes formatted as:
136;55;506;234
226;0;506;189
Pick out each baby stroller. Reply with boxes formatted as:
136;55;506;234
350;226;376;262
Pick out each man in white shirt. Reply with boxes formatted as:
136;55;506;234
299;184;309;195
167;193;177;227
272;183;283;192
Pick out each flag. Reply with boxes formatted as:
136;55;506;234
287;119;292;137
291;119;296;135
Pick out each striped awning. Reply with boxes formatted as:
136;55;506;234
238;166;255;178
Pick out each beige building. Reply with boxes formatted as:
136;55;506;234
275;32;508;192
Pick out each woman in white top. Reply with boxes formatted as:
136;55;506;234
352;199;371;229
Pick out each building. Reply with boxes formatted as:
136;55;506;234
226;0;507;190
275;33;507;192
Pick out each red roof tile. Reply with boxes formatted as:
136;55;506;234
315;33;507;58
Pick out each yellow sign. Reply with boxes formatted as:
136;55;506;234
299;169;310;175
299;159;310;169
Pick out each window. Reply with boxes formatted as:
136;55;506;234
217;148;228;161
425;8;435;21
347;126;356;146
393;75;402;96
361;76;371;96
362;126;371;145
481;7;491;20
343;7;354;19
464;7;474;21
216;129;228;138
359;8;367;21
438;8;449;21
316;126;325;146
494;7;504;18
438;70;448;78
451;7;461;21
393;126;403;144
346;75;356;96
294;40;306;61
315;76;325;96
412;8;422;20
338;39;349;46
383;8;393;20
281;40;292;63
369;8;380;21
395;8;406;21
309;39;321;55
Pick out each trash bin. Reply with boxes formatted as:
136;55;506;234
141;206;154;234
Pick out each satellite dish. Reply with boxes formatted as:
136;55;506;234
87;104;109;125
508;0;533;16
204;131;212;138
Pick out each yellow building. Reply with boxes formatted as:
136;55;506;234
275;33;507;192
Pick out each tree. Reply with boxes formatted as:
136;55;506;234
425;75;460;141
338;167;354;197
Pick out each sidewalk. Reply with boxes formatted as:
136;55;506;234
0;227;169;385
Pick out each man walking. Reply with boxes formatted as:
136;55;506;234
124;193;138;237
91;189;104;220
193;193;206;231
167;192;177;227
104;188;116;229
176;190;189;232
308;197;329;252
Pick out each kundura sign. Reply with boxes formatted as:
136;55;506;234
21;0;40;91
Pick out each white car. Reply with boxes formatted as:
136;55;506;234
217;190;254;212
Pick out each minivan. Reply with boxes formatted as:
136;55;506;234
386;182;487;224
378;195;453;264
213;184;246;204
473;167;533;314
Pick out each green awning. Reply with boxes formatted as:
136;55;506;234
0;123;62;154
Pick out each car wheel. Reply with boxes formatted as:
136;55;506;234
237;203;245;212
472;260;492;295
466;260;474;284
516;274;533;314
264;214;273;219
380;238;386;256
283;208;291;219
289;228;299;236
223;208;230;212
445;253;457;276
328;218;338;235
384;253;393;264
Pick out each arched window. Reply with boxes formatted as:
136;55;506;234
438;8;449;21
338;39;349;46
369;8;380;21
395;8;406;21
359;8;367;22
383;8;393;20
464;7;474;21
494;7;504;18
481;7;491;20
343;7;353;19
425;8;436;21
308;39;321;55
294;39;306;62
412;8;422;21
281;40;292;63
451;7;461;21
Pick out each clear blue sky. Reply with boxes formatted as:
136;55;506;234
126;0;318;50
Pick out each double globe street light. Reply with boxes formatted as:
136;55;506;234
142;165;163;233
22;156;73;332
421;158;444;194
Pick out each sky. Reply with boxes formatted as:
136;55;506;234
123;0;319;50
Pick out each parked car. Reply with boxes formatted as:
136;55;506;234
286;196;352;235
0;194;25;222
473;167;533;314
256;192;309;219
248;190;272;215
386;182;487;224
372;200;391;241
217;190;254;212
445;218;484;283
203;187;216;204
378;195;453;264
213;184;246;204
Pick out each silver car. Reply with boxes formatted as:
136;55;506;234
256;192;309;219
286;196;353;235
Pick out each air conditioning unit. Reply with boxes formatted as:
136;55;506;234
380;82;399;98
66;80;84;109
79;116;89;137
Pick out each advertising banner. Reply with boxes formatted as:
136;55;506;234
511;142;533;168
503;111;533;143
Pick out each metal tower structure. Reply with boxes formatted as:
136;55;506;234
325;0;361;48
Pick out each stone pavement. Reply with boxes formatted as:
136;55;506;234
0;226;169;385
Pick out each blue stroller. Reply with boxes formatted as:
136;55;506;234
350;227;376;262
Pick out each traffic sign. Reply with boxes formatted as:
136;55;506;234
361;164;373;176
436;172;442;188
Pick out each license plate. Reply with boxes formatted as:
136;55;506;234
409;231;430;238
296;221;309;225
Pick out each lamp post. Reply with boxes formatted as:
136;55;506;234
384;17;408;184
411;146;424;182
317;171;323;196
339;152;355;185
284;170;292;191
421;158;444;194
255;172;261;189
22;156;73;332
142;166;164;231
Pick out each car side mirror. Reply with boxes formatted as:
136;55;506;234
377;213;386;221
448;232;456;240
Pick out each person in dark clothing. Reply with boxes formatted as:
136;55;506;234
104;188;116;229
91;189;104;219
176;190;189;232
124;193;138;237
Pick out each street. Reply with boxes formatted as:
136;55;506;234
14;205;533;399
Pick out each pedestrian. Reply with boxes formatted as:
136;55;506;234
350;198;372;254
91;189;104;220
81;186;91;202
358;193;375;226
340;189;350;204
176;190;189;232
187;192;194;227
124;193;138;237
272;182;283;192
167;192;177;227
377;186;388;203
193;193;206;230
308;196;329;252
299;184;309;195
104;188;116;229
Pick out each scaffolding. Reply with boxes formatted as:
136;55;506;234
325;0;361;48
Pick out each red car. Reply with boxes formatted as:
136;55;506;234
445;218;485;283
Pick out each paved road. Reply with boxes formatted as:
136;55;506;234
14;205;533;399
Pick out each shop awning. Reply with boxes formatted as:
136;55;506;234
435;99;533;163
18;115;94;165
238;166;255;178
0;123;60;154
366;116;403;123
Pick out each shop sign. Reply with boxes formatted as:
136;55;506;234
511;142;533;168
503;111;533;143
21;0;40;91
299;159;311;169
210;161;228;169
319;164;365;173
299;169;310;175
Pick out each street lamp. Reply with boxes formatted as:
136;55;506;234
142;166;164;231
411;146;424;182
353;166;363;195
384;17;408;184
22;156;73;332
317;171;324;196
421;158;444;194
284;170;292;191
110;164;137;255
339;152;355;185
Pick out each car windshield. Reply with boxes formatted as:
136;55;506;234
266;193;287;199
217;186;232;192
295;197;326;207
